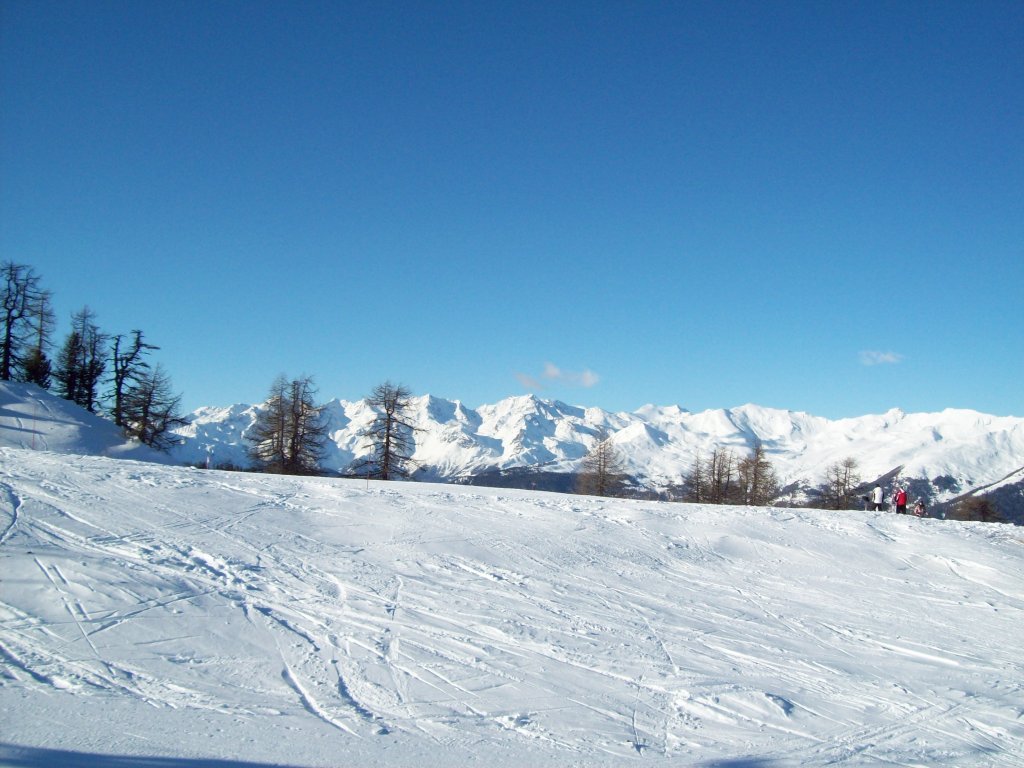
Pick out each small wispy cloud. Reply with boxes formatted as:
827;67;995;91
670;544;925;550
859;350;904;366
517;362;600;391
515;372;543;390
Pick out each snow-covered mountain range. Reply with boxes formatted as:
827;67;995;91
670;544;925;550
3;381;1021;518
169;390;1024;513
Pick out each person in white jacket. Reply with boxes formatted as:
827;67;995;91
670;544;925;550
870;484;884;511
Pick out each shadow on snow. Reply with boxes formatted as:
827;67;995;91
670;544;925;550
0;744;312;768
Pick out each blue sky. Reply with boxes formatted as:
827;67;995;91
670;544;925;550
2;0;1021;418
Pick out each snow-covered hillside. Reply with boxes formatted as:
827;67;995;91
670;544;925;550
171;390;1024;507
0;381;169;463
1;448;1022;767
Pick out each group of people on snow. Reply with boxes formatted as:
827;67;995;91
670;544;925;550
867;483;927;516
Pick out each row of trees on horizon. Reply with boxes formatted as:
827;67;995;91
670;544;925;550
575;435;1006;523
243;380;1008;524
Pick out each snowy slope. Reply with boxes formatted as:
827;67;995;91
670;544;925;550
1;448;1022;767
170;391;1024;504
0;381;169;463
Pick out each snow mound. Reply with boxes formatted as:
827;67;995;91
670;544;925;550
0;381;169;463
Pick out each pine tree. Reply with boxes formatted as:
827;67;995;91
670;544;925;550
821;457;861;510
683;451;709;503
707;447;737;504
20;346;52;389
683;448;743;504
110;330;158;427
54;307;107;412
18;289;55;388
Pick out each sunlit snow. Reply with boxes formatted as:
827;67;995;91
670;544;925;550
1;384;1023;766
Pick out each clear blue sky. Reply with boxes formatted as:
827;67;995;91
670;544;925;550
2;1;1021;418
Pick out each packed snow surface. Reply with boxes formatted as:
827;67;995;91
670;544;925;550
1;448;1023;767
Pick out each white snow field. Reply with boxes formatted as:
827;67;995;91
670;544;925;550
1;448;1022;767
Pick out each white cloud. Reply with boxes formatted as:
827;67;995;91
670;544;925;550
515;372;542;390
516;362;600;391
860;350;904;366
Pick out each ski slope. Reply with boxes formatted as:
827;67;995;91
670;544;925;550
1;447;1022;767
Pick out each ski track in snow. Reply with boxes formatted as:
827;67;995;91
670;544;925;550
0;481;22;546
1;448;1023;767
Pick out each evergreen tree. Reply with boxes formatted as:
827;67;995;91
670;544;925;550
54;307;107;412
20;346;52;389
247;375;328;475
683;451;709;503
707;447;737;504
575;428;627;497
18;289;55;388
683;448;746;505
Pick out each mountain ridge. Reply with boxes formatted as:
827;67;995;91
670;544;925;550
168;389;1024;516
3;380;1021;520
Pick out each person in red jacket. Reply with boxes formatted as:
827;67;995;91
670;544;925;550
894;486;908;514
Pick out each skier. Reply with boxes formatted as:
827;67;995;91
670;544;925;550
913;498;927;517
870;484;884;511
894;486;908;514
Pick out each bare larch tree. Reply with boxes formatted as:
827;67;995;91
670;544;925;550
360;381;420;481
247;375;329;475
575;428;628;497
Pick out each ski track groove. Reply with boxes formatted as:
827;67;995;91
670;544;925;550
33;557;102;659
0;481;23;546
280;659;359;736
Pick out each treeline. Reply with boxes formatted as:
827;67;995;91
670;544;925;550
680;442;780;506
574;437;1011;524
573;437;781;506
1;261;185;450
